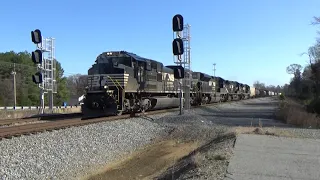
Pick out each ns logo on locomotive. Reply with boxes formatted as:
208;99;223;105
81;51;276;119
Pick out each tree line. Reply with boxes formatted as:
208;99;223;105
0;50;285;107
282;16;320;113
0;51;86;107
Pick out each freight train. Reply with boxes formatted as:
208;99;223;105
81;51;278;118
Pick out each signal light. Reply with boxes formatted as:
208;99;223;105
172;14;184;32
32;50;43;64
32;72;43;84
174;66;185;79
172;38;184;55
31;29;42;44
166;65;185;79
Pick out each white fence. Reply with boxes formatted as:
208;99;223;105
0;106;81;110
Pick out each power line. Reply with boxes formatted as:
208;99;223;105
0;61;82;77
0;60;43;69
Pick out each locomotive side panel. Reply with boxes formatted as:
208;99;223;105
162;67;177;93
122;66;139;92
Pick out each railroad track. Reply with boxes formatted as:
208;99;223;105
0;108;179;139
0;118;40;126
0;113;83;126
0;97;268;140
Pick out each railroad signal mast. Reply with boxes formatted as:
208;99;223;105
172;14;191;114
31;29;57;114
172;14;192;115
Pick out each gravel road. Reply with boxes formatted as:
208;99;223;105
1;97;319;180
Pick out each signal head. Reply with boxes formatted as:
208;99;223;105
31;29;42;44
32;50;43;64
174;65;185;79
172;38;184;55
172;14;184;32
32;72;43;84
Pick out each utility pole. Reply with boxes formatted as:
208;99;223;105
11;63;16;108
213;63;216;77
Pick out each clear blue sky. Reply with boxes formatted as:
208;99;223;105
1;0;319;87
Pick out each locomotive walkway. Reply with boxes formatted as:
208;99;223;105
225;134;320;180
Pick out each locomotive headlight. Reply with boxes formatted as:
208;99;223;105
104;85;108;89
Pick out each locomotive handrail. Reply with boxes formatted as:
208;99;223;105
107;75;123;90
107;75;122;104
114;78;124;107
115;79;124;90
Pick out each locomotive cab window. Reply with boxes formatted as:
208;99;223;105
156;63;162;73
114;57;132;67
151;61;157;70
146;60;152;71
112;59;118;67
157;73;162;82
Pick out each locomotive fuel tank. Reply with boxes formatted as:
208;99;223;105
148;97;182;110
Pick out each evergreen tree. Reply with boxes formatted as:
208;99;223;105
0;51;70;106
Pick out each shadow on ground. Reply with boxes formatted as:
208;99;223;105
26;113;83;121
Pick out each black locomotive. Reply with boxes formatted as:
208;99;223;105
81;51;273;118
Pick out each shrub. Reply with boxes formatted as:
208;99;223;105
279;94;285;100
306;97;320;114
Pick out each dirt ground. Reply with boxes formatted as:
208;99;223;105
83;140;200;180
79;126;308;180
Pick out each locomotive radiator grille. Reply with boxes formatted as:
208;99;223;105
87;74;129;88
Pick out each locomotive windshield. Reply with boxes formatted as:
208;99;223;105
111;57;132;67
88;56;132;75
96;56;132;67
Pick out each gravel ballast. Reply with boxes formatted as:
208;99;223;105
1;97;320;180
0;117;170;180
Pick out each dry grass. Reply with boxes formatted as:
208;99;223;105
234;126;296;138
275;98;320;129
193;151;228;166
83;139;200;180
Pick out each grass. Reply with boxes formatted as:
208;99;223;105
275;97;320;129
234;126;297;138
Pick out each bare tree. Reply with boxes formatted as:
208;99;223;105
253;81;266;89
66;74;87;98
286;64;303;75
311;16;320;40
302;65;313;80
